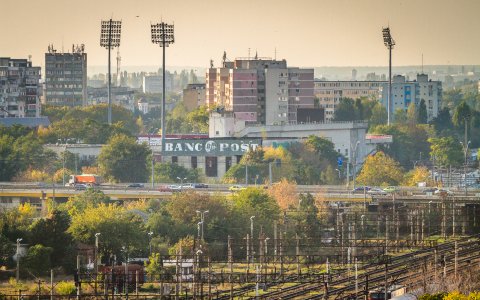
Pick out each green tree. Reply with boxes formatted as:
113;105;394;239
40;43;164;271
0;135;20;181
418;99;428;124
394;108;407;125
369;103;387;127
294;193;322;239
98;134;150;183
356;152;404;186
305;135;338;164
428;136;463;167
68;204;146;259
23;244;54;276
431;107;453;135
62;189;111;216
232;188;280;237
154;162;199;183
406;102;417;126
28;210;74;270
333;98;356;121
0;234;14;267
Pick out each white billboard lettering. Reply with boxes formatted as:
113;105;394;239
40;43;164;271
219;143;230;151
240;143;249;151
165;143;174;151
231;143;240;152
194;143;203;151
185;143;194;151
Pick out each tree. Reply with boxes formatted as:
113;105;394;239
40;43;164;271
0;234;14;267
267;178;298;210
402;166;431;186
68;204;146;258
428;136;463;167
0;135;20;181
28;210;74;269
453;101;473;143
356;152;404;186
154;162;199;183
418;99;428;124
406;102;417;126
369;103;387;127
293;193;322;240
232;188;280;236
23;244;54;276
333;98;356;121
305;135;338;164
394;108;407;124
431;107;454;135
97;134;150;183
62;189;111;216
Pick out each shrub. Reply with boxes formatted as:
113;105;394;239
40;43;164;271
55;281;76;296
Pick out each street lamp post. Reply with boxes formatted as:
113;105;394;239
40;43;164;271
151;22;175;161
100;19;122;125
58;139;72;186
148;231;153;256
382;26;395;125
250;216;255;263
196;210;209;240
197;222;203;239
352;141;360;190
460;141;471;196
177;177;187;191
94;233;100;275
16;238;22;281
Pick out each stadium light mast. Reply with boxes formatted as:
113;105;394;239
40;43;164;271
382;26;395;125
151;22;175;157
100;19;122;125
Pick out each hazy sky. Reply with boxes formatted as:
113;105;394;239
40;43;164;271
2;0;480;69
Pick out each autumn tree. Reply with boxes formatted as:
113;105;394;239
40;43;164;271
267;178;298;210
402;166;432;186
356;152;404;186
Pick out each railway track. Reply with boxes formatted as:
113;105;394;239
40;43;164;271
247;235;480;300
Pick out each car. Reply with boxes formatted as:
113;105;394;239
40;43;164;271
74;184;88;191
168;184;182;190
423;187;438;194
192;183;208;188
352;186;371;194
180;183;195;189
367;188;388;195
127;183;144;188
229;185;247;192
383;186;398;193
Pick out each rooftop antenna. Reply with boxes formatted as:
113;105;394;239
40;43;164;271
255;50;258;60
248;48;250;60
210;59;214;68
422;53;424;74
222;51;227;66
274;47;277;60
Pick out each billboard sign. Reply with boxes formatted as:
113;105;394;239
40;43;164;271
138;138;262;156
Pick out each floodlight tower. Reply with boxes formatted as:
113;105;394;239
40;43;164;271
100;19;122;125
151;22;175;156
382;27;395;125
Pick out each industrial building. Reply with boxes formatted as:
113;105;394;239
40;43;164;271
44;44;87;106
0;57;42;118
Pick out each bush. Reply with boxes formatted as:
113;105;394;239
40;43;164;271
55;281;76;296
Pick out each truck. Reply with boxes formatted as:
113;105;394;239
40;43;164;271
67;174;102;187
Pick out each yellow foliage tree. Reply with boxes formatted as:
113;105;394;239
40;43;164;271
53;169;73;184
402;166;432;187
444;291;467;300
356;152;404;186
81;166;100;174
267;178;298;210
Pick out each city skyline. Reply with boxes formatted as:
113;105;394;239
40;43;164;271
2;0;480;69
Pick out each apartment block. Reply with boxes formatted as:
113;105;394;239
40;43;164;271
183;83;206;111
45;44;87;106
381;74;442;121
206;57;314;125
0;57;42;118
314;80;383;121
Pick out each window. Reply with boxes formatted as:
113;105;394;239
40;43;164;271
226;156;232;172
191;156;197;169
172;156;178;164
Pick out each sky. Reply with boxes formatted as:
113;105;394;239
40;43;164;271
2;0;480;69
